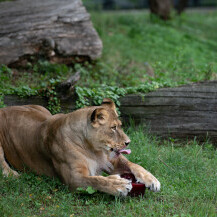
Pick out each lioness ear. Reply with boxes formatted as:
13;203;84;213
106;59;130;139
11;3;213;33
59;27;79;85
91;108;109;126
101;98;118;116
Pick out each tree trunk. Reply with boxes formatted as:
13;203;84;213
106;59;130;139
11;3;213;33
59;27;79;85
148;0;173;20
176;0;189;15
0;0;102;66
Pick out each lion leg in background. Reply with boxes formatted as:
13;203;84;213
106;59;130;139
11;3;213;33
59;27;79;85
0;143;19;177
111;155;160;192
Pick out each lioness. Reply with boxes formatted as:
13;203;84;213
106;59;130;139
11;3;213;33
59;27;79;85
0;99;160;196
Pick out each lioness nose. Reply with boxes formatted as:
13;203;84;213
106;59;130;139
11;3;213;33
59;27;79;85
125;140;131;146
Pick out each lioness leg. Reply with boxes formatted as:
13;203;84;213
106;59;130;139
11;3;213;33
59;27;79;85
80;175;132;196
56;162;132;196
111;155;160;192
0;143;19;177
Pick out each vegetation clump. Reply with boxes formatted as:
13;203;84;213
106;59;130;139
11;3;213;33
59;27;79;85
1;10;217;111
0;9;217;216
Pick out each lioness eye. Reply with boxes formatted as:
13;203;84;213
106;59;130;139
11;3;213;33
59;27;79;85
111;126;117;131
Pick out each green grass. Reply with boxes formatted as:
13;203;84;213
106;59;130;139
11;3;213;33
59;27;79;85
0;10;217;216
86;10;217;87
1;10;217;91
0;126;216;217
1;10;217;110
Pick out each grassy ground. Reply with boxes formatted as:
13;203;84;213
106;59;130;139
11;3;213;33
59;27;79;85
0;126;216;217
87;9;217;87
1;10;217;110
0;9;217;217
1;10;217;93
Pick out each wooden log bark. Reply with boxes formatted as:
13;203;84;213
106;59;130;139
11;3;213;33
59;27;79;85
4;95;48;108
0;0;102;66
3;81;217;141
120;81;217;141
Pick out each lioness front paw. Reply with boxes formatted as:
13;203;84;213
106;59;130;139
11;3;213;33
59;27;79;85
145;176;160;192
108;175;132;196
134;171;160;192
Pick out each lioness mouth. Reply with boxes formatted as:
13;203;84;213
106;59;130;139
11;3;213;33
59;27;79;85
118;148;131;155
111;148;131;155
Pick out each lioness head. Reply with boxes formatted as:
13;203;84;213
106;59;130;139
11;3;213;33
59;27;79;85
87;98;131;156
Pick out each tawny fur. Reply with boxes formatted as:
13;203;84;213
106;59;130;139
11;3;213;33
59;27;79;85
0;99;160;196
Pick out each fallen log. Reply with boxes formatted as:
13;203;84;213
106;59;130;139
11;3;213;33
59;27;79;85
0;0;102;66
3;81;217;141
120;81;217;141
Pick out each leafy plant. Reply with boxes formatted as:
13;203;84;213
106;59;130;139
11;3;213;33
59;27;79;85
75;81;177;109
75;85;126;108
40;78;62;114
76;186;97;195
0;95;5;108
